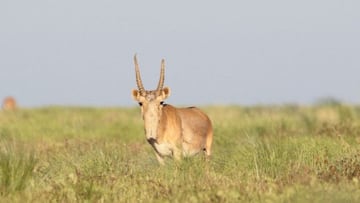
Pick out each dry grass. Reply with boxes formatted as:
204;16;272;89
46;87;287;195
0;104;360;202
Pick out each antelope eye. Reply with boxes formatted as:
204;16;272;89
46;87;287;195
138;102;143;106
160;101;164;105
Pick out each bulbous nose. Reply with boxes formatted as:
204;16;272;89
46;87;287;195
147;137;157;145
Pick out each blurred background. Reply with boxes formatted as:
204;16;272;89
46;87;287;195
0;0;359;107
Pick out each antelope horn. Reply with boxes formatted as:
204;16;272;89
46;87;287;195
156;59;165;93
134;55;145;94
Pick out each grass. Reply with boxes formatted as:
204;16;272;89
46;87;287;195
0;104;360;202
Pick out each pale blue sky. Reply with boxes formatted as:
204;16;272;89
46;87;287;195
0;0;359;107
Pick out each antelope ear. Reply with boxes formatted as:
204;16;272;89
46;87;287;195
132;89;140;101
161;87;171;100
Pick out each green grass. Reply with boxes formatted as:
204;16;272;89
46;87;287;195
1;105;360;202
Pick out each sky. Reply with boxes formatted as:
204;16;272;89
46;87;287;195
0;0;359;107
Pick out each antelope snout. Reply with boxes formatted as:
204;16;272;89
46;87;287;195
147;137;157;145
145;128;157;142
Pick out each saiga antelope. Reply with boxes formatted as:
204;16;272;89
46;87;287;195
2;96;17;111
131;55;213;164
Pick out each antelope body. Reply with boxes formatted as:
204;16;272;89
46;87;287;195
131;55;213;164
2;97;17;111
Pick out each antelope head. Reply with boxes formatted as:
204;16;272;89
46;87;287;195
131;55;171;141
2;96;17;111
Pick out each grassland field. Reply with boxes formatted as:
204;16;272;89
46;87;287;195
1;104;360;202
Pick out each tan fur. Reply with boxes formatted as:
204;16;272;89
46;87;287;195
2;97;17;111
132;56;213;164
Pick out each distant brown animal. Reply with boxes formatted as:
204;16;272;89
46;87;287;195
2;97;17;110
131;55;213;164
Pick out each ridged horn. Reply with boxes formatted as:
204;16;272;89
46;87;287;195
156;59;165;93
134;55;145;95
